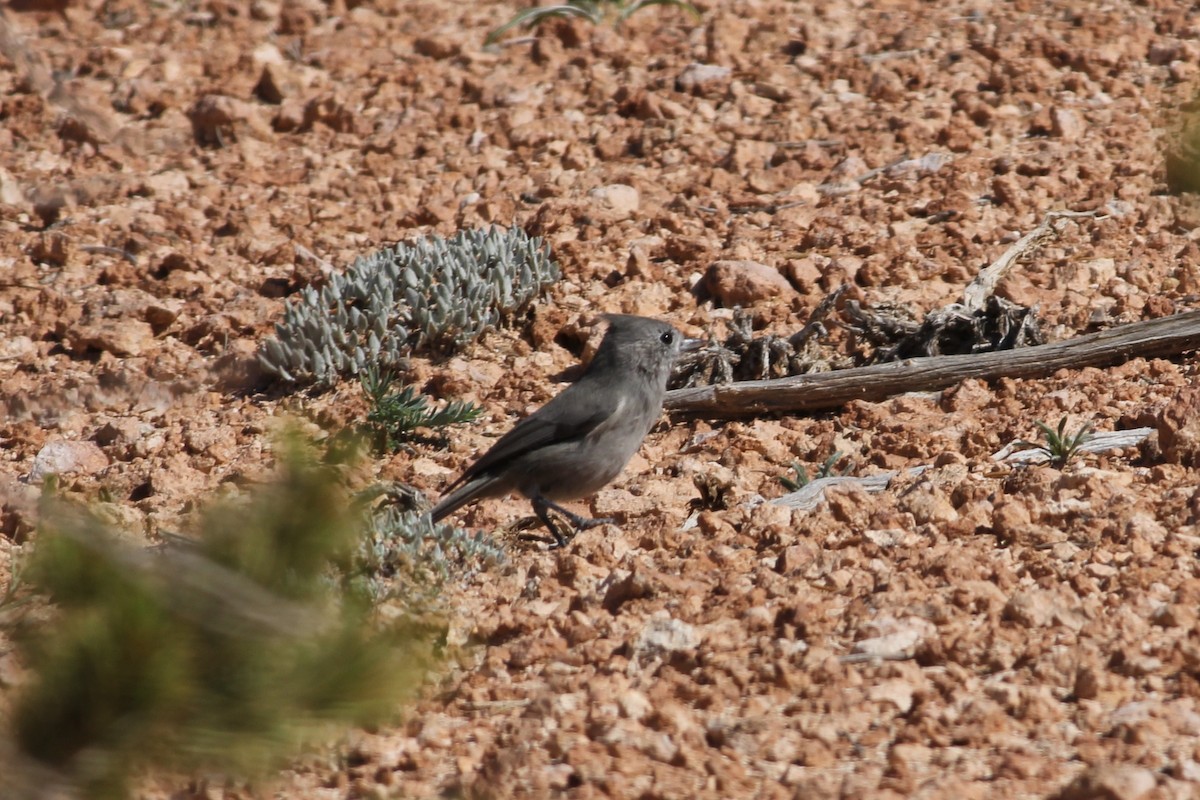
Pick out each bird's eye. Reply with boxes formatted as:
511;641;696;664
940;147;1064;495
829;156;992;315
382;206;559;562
660;331;674;345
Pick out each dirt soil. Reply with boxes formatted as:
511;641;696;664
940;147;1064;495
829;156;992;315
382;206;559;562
5;0;1200;797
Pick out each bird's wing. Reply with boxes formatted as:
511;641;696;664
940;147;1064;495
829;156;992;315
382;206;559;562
446;381;619;491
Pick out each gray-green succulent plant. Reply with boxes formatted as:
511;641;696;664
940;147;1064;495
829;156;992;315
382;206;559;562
259;226;560;386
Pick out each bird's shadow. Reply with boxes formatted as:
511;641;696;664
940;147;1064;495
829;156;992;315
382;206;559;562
509;515;564;549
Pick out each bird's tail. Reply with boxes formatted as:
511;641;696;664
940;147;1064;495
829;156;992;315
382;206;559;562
430;476;495;523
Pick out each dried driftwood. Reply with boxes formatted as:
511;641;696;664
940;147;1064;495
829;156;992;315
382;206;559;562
845;209;1103;362
665;309;1200;418
960;209;1101;311
844;294;1043;361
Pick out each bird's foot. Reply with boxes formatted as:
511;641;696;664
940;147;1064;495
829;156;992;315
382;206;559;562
532;497;618;548
545;500;616;534
545;512;616;548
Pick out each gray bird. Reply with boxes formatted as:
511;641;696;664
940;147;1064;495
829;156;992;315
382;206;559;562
431;314;687;547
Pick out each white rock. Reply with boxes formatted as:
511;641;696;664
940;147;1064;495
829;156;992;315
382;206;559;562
676;63;732;94
587;183;639;221
29;440;109;481
617;688;651;721
633;615;699;660
1056;764;1156;800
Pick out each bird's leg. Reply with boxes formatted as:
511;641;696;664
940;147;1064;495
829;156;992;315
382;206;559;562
530;495;570;548
530;495;616;548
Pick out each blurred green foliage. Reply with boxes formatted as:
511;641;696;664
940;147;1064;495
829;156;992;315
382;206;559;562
7;436;441;799
1166;99;1200;194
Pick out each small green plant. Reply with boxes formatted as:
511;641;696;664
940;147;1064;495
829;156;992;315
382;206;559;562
485;0;700;45
779;450;850;492
1014;416;1094;467
360;366;482;452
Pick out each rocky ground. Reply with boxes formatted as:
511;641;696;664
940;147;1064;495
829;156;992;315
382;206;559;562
4;0;1200;797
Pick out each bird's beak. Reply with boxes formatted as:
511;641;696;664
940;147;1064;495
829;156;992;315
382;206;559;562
681;338;706;353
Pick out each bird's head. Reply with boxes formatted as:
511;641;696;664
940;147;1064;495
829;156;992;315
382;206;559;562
589;314;686;385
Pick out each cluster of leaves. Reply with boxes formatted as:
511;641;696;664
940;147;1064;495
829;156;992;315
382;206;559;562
360;366;482;452
5;439;446;800
348;485;506;607
486;0;700;45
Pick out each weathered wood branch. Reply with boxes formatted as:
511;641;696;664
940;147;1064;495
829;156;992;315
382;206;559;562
768;429;1154;515
665;310;1200;418
960;209;1100;311
770;467;927;510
